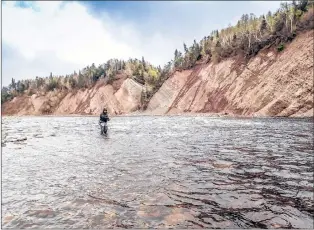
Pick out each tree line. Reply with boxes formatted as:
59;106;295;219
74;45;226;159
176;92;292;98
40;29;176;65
172;0;313;69
2;0;313;105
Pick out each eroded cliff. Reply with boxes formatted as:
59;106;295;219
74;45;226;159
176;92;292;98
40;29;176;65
148;30;314;117
2;31;313;117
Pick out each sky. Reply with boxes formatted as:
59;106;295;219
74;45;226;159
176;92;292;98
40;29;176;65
2;1;284;86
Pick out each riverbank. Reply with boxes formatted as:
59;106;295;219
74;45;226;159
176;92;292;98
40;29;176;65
2;30;313;118
1;111;313;119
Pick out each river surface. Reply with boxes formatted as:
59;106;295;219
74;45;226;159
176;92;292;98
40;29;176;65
1;116;313;228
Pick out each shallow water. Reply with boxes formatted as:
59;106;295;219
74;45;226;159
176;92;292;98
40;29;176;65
2;116;313;228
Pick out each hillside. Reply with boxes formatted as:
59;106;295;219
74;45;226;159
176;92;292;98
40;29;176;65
147;30;313;117
2;30;313;117
2;1;313;117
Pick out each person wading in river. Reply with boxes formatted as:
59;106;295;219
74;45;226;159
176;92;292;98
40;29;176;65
100;108;110;123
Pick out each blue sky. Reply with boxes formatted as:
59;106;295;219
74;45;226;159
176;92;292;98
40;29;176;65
2;1;283;86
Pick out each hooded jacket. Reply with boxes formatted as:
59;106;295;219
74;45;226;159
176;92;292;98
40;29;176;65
100;112;110;122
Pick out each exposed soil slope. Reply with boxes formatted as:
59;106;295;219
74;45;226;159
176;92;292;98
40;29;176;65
2;77;144;116
148;30;314;117
2;31;313;117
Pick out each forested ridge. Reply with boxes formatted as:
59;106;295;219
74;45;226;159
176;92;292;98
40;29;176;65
2;0;313;107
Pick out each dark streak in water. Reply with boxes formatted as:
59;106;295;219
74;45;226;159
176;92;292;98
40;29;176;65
87;194;130;208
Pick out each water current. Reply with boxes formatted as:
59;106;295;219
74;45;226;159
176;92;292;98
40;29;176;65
2;116;313;228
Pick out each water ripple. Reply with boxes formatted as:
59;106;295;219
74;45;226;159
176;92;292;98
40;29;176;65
2;116;313;228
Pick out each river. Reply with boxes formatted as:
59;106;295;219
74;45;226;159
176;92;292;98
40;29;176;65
1;116;313;228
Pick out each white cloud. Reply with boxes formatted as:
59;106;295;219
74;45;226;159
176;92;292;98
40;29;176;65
3;2;138;63
2;1;283;86
3;44;80;81
2;1;144;85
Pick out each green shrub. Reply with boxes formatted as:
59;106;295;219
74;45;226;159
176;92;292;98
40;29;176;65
277;44;284;52
1;91;13;103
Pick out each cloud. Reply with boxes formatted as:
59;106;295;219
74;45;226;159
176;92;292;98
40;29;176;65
3;43;80;80
2;1;283;86
2;1;143;85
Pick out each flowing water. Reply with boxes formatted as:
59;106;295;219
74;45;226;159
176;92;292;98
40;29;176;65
1;116;313;228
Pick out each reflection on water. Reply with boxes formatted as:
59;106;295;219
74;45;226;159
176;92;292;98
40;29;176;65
2;116;313;228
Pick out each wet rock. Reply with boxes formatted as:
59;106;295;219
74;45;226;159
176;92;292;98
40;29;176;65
212;161;233;169
3;215;14;225
142;193;176;206
267;217;290;228
27;209;56;218
20;223;38;228
104;211;118;219
164;208;193;226
137;205;170;220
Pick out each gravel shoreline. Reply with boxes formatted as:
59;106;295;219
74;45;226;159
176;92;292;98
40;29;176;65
2;112;313;119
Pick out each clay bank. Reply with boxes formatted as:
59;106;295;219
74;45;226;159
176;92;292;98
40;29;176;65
2;31;313;118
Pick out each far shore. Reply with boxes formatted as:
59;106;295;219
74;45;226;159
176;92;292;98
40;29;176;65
1;112;313;119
